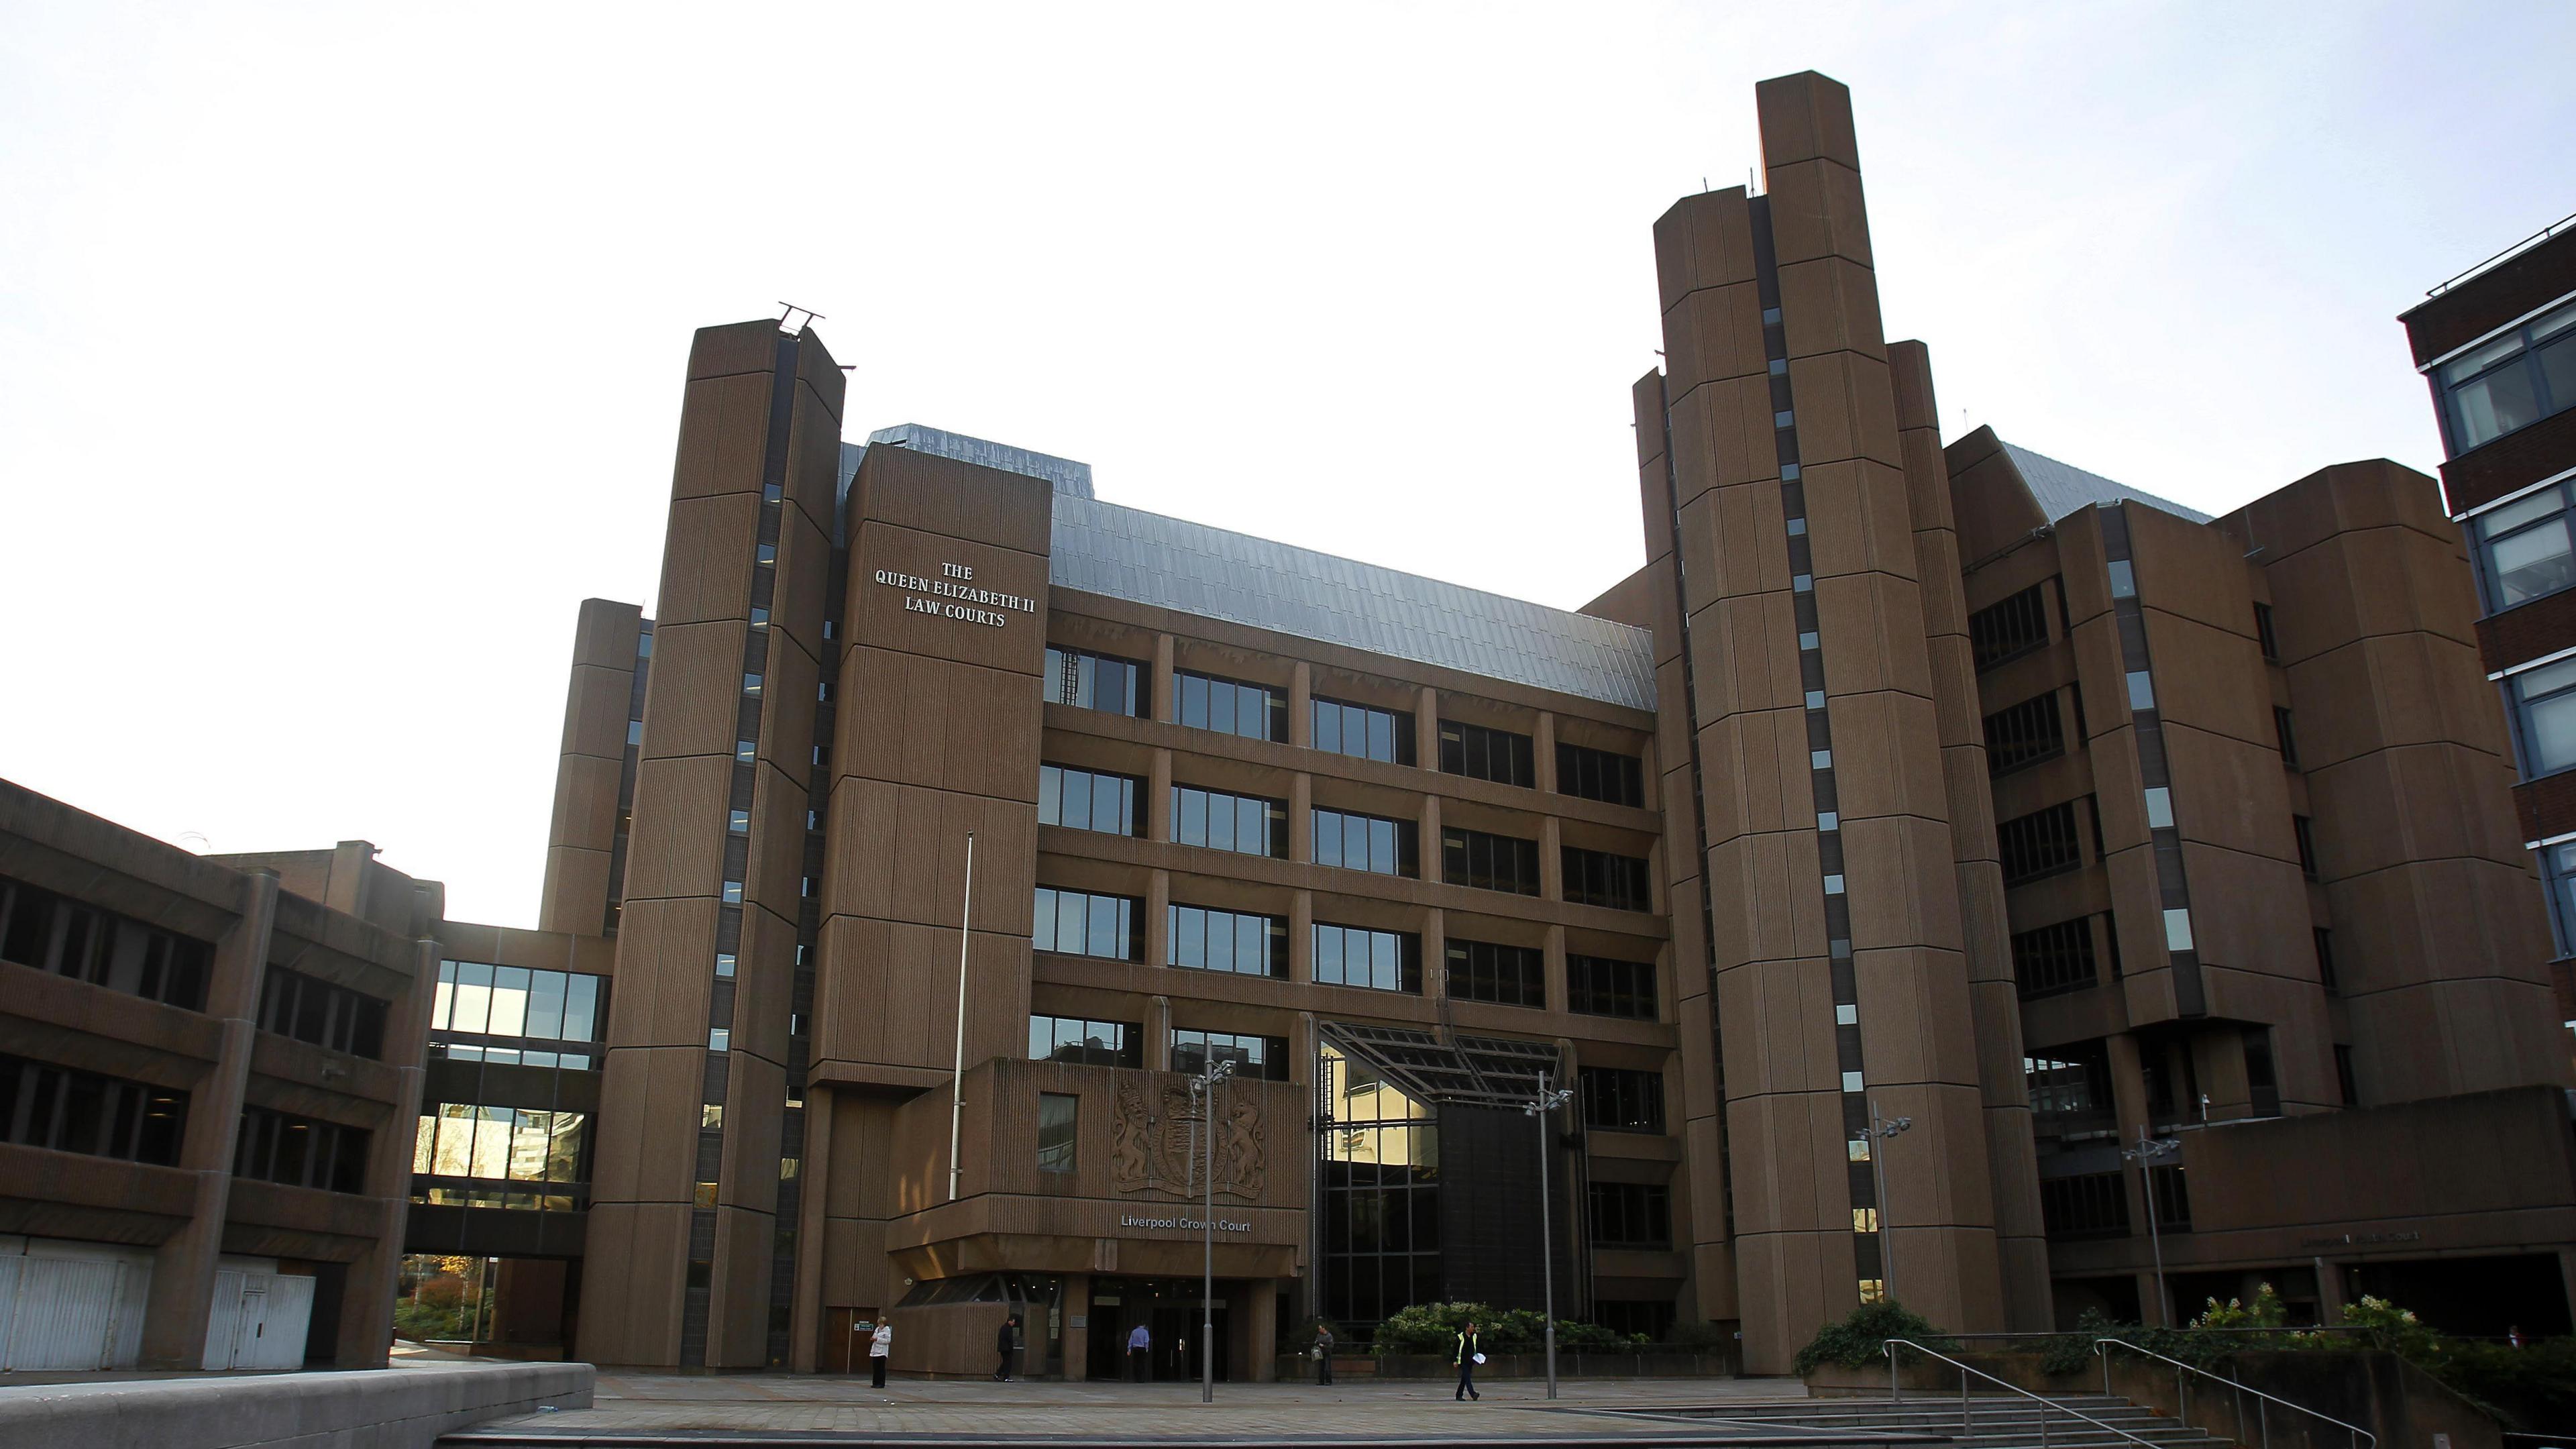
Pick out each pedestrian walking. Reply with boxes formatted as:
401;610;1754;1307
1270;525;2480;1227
1453;1322;1482;1401
1126;1321;1151;1381
1313;1322;1336;1385
867;1318;892;1388
994;1314;1019;1381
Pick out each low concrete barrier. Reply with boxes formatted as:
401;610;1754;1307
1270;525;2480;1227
1275;1348;1735;1381
0;1359;592;1449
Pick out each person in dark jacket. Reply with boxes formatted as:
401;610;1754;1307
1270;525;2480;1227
1453;1322;1481;1401
994;1315;1019;1381
1313;1323;1336;1385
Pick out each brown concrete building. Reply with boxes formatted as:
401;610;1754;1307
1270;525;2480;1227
438;72;2575;1380
0;782;439;1369
2399;217;2576;1014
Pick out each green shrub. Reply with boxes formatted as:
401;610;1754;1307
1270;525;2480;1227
1371;1301;1652;1355
1670;1319;1733;1354
1792;1299;1949;1375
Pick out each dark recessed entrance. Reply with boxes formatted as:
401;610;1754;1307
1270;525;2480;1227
1086;1277;1234;1382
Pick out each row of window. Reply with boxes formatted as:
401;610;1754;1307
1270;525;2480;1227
0;875;210;1011
411;1104;590;1185
431;961;605;1044
235;1105;372;1194
1040;888;1656;1014
258;965;390;1060
1024;1023;1668;1131
0;1051;188;1167
1048;647;1646;806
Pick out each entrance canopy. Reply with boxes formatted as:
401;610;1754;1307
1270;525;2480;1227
1317;1022;1563;1107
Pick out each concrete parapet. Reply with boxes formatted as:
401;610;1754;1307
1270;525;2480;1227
0;1360;592;1449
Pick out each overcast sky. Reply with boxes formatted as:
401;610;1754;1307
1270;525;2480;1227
3;2;2570;927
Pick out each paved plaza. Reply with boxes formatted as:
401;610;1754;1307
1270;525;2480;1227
447;1370;1847;1444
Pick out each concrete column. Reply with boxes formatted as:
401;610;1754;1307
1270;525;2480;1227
2312;1254;2347;1323
1246;1276;1279;1382
1540;816;1564;902
1289;664;1313;747
1063;1273;1091;1381
1414;687;1440;769
1534;712;1558;792
333;933;442;1368
1419;795;1443;881
1146;871;1171;973
1289;892;1313;984
790;1083;836;1373
1148;996;1173;1071
1148;749;1173;843
1544;924;1568;1014
1152;635;1175;722
1289;775;1313;861
140;870;278;1370
1421;908;1447;1004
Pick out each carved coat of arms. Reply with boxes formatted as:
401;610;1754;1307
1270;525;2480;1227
1110;1077;1265;1198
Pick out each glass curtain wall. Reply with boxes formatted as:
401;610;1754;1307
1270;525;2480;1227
1317;1042;1440;1336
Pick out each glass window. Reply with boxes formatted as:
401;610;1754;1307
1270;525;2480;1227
1312;922;1421;993
1312;808;1416;876
2512;657;2576;777
2143;787;2174;829
1030;888;1142;961
1439;720;1536;788
1562;847;1654;912
2107;559;2136;598
1171;785;1285;857
1441;827;1541;896
1042;646;1146;716
1578;1066;1666;1132
1556;742;1646;807
2162;908;2194;952
1039;764;1141;836
1174;669;1285;742
1171;1029;1291;1081
2479;485;2576;610
1166;904;1286;977
1567;955;1657;1019
1036;1093;1078;1173
1969;584;2051;670
1312;696;1413;765
2441;299;2576;453
2547;842;2576;958
1444;938;1544;1007
1027;1016;1142;1067
2125;670;2156;710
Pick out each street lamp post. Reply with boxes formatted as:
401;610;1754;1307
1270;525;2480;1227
2123;1129;2180;1325
1191;1056;1238;1404
1523;1071;1575;1401
1861;1097;1913;1304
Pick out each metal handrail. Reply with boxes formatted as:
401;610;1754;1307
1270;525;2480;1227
2095;1338;2377;1449
1884;1338;2166;1449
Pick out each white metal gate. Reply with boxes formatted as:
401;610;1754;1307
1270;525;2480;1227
3;1256;127;1371
201;1258;317;1371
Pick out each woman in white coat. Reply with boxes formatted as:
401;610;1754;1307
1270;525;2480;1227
868;1319;894;1388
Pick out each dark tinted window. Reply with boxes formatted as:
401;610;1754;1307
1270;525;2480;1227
1443;938;1544;1007
1568;955;1656;1019
235;1105;369;1193
2010;917;2097;1000
1996;802;2083;885
1171;1030;1290;1081
0;1052;187;1167
1031;888;1143;962
1440;720;1535;788
1969;584;2050;671
1441;827;1540;896
1556;743;1645;808
0;876;210;1011
1984;692;2065;775
1562;847;1653;912
1579;1066;1665;1132
1587;1181;1672;1248
259;966;390;1059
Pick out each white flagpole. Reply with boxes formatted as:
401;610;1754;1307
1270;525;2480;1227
947;831;975;1201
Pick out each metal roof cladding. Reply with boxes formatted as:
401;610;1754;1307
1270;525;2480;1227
2002;440;2212;525
850;427;1660;713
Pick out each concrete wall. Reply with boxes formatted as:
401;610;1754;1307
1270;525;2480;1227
0;1361;591;1449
